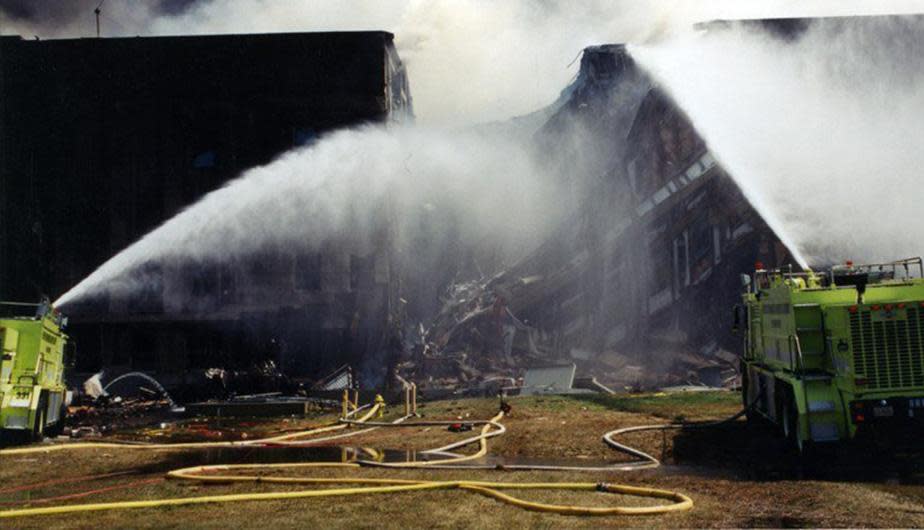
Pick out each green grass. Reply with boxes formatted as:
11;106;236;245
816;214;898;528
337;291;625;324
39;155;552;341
456;391;741;422
390;391;741;425
567;391;741;422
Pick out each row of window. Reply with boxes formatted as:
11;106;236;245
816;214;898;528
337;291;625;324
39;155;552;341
112;253;377;313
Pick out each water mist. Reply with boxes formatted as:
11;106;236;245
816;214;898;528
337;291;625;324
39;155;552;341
629;15;924;267
55;125;563;308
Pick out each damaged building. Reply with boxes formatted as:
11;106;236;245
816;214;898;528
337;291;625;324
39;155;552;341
0;31;412;384
0;20;830;393
405;28;802;391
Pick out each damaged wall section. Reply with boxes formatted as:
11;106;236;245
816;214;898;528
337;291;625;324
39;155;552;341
0;31;412;385
405;41;798;392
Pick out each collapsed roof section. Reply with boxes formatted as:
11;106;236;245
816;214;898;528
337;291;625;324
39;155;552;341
406;40;800;391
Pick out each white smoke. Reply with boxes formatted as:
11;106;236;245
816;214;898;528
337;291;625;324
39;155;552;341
16;1;924;126
12;0;924;307
630;15;924;267
10;1;924;127
55;125;562;307
2;0;647;125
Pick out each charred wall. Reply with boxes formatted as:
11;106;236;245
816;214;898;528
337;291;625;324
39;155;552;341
0;31;412;382
478;44;797;386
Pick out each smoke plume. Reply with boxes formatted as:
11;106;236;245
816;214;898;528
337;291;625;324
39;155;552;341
630;14;924;267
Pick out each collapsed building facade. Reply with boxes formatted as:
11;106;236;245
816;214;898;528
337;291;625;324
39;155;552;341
0;21;826;392
405;34;801;391
0;31;412;384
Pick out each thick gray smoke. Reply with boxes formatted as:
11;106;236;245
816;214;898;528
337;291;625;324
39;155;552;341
631;15;924;267
55;125;561;307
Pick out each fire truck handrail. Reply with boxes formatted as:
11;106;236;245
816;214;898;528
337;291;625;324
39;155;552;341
831;256;923;279
788;334;804;372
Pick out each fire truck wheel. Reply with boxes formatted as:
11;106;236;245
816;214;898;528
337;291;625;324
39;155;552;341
781;392;805;454
740;368;751;422
44;404;66;437
32;392;47;441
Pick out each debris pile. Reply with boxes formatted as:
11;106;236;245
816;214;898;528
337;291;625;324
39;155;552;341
66;395;174;437
63;370;181;437
201;360;302;401
312;364;354;391
398;276;542;394
398;274;739;395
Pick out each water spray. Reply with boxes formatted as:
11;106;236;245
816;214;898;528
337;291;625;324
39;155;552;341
55;125;563;309
628;16;924;267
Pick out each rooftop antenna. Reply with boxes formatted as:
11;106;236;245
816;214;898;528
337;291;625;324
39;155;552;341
94;0;106;38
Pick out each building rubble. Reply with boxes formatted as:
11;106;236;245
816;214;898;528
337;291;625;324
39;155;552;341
397;273;738;395
65;397;175;438
397;41;797;396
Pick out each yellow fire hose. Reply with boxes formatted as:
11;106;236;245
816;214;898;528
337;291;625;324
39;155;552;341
0;460;692;518
359;411;504;467
0;399;701;519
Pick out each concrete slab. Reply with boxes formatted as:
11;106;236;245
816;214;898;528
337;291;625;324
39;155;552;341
519;364;576;395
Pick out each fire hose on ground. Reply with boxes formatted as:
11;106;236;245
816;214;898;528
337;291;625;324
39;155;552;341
0;390;750;519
